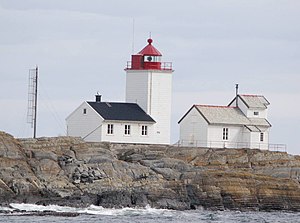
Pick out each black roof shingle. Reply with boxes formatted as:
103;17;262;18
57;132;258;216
87;102;155;122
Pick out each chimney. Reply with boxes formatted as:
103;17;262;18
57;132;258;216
235;84;239;107
95;94;102;103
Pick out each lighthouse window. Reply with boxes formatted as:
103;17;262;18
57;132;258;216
144;56;161;62
83;108;87;114
254;111;259;116
146;56;153;62
125;125;131;135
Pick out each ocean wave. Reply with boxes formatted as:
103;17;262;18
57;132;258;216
2;204;300;222
0;206;15;212
7;203;174;216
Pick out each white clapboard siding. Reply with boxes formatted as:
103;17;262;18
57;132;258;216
126;69;173;144
66;102;103;142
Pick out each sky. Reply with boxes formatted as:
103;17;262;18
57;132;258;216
0;0;299;154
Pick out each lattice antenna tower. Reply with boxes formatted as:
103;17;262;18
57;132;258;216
27;65;38;138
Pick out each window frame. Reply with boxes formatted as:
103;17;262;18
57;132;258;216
107;124;114;135
260;132;264;142
144;55;161;62
222;127;229;140
141;125;148;136
124;124;131;135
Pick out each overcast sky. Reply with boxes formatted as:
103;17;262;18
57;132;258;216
0;0;299;154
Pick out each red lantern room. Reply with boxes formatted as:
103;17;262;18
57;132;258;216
126;38;172;70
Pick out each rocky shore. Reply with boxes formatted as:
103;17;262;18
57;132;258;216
1;131;300;211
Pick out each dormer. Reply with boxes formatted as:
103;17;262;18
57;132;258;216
228;94;270;119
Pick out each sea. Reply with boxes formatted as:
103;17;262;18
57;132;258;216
0;203;299;223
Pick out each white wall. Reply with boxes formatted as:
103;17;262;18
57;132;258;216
149;71;173;144
242;129;251;147
207;125;244;148
236;97;249;116
66;102;103;142
179;107;208;147
101;122;155;144
246;109;268;119
249;127;269;150
126;69;173;144
126;71;149;112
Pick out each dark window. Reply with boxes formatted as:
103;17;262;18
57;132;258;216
125;125;131;135
260;132;264;142
107;124;113;134
223;128;228;140
254;111;259;116
141;125;148;136
83;108;87;114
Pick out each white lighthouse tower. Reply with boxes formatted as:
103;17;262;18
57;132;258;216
125;38;173;144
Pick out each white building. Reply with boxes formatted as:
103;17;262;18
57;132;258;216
66;38;173;144
178;94;271;149
66;96;156;143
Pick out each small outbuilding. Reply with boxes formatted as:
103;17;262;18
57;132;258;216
66;95;156;143
178;94;271;149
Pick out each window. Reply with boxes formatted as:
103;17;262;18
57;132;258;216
260;132;264;142
83;108;87;114
107;124;113;135
144;56;161;62
141;125;148;136
125;125;131;135
222;128;228;140
254;111;259;116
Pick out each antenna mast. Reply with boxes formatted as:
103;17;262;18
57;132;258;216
132;18;135;54
27;65;38;138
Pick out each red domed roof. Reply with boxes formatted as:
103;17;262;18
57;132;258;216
138;38;162;56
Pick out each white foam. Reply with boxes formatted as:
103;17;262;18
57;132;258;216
9;203;78;213
79;204;174;216
0;206;15;212
8;203;174;216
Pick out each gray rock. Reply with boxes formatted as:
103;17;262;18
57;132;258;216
151;167;181;180
1;131;300;212
32;150;57;161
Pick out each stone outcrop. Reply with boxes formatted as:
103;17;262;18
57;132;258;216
1;131;300;211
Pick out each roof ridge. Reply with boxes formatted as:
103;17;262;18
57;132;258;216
195;104;237;108
87;101;137;105
240;94;264;97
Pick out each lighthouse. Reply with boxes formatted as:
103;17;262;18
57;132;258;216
125;38;173;144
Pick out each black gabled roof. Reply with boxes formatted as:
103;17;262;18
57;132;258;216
87;102;155;122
